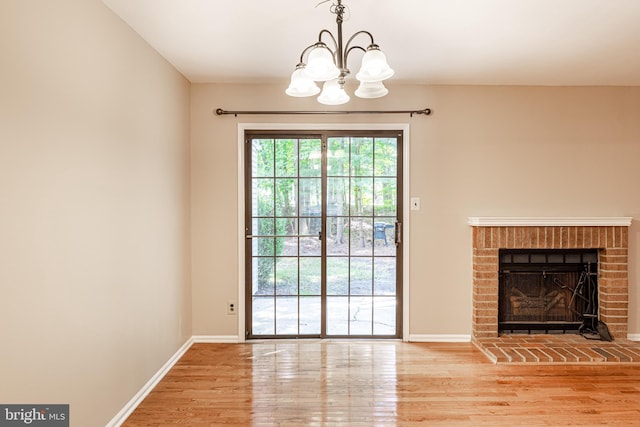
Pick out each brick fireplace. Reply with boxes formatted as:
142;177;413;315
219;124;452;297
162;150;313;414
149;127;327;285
469;217;632;342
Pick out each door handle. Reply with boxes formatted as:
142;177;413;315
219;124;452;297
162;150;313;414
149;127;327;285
394;221;402;247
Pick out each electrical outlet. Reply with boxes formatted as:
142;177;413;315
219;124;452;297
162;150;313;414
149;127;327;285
227;301;237;315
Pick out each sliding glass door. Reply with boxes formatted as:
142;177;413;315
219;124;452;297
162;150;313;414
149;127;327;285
245;130;402;338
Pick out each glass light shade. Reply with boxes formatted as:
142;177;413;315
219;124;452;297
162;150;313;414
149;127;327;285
355;47;394;82
305;45;340;81
285;67;320;97
354;80;388;99
317;79;350;105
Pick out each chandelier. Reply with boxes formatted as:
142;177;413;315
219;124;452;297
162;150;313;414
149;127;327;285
285;0;394;105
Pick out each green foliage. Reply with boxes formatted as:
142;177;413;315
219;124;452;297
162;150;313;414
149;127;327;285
251;135;398;292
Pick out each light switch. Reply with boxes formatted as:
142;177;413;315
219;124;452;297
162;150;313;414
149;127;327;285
410;197;420;211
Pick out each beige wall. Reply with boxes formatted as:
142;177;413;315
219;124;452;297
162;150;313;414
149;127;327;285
0;1;191;426
191;83;640;338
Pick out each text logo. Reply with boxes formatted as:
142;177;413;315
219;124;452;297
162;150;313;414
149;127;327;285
0;405;68;426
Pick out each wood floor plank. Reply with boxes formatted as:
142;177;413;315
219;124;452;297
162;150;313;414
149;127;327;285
123;341;640;426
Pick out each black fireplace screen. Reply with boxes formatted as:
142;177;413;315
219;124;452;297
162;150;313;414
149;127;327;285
499;249;598;333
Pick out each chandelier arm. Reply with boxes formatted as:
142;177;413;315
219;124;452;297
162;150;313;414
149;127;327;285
342;30;375;67
345;30;375;47
344;45;366;68
318;29;338;53
298;43;319;64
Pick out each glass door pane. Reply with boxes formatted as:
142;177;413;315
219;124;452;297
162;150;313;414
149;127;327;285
248;136;322;337
326;135;399;336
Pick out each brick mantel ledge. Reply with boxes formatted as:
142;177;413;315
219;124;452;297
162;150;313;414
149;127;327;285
468;217;632;227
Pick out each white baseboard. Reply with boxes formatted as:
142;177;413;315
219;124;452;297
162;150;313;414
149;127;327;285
192;335;241;343
627;334;640;341
106;337;194;427
409;334;472;343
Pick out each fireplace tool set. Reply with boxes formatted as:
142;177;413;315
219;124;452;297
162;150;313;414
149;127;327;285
553;262;613;341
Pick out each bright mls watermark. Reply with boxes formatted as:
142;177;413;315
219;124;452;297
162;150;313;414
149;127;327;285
0;405;68;426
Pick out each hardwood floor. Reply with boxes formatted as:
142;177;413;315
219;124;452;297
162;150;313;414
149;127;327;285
123;340;640;426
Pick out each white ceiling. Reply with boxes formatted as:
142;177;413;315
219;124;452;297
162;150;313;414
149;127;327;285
102;0;640;86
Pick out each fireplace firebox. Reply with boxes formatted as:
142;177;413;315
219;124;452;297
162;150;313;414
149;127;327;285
499;249;598;334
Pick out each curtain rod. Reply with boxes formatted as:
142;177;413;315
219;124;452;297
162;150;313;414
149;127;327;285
214;108;431;117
